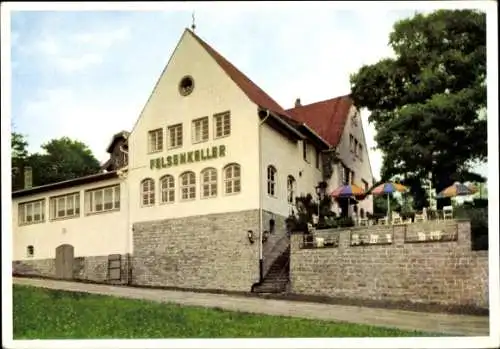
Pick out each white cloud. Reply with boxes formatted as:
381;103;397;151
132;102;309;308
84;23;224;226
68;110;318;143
73;27;131;48
59;53;103;73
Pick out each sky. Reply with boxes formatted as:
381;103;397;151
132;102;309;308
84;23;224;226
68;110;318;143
7;2;490;180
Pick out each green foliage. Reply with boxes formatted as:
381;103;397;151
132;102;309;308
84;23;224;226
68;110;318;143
455;206;488;250
350;10;487;200
13;285;434;338
12;134;101;189
11;132;29;188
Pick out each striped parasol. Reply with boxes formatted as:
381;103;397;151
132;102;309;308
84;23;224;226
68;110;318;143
330;184;365;198
371;182;408;195
437;182;477;198
370;182;408;218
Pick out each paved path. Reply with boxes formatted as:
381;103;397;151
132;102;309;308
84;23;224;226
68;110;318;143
13;277;489;336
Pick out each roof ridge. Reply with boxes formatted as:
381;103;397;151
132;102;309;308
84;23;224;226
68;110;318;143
287;94;351;111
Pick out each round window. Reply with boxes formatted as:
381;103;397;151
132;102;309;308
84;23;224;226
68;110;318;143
179;76;194;96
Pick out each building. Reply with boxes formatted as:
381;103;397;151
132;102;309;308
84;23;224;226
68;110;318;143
12;28;373;292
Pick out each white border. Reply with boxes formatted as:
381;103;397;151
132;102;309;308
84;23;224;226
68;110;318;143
2;1;499;349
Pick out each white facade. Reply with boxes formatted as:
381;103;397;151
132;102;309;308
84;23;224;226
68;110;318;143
12;29;374;261
13;177;128;260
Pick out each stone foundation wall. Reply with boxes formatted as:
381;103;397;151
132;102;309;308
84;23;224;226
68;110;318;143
290;220;489;309
131;209;260;292
13;254;130;284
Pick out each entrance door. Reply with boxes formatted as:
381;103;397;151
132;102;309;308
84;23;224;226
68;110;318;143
55;244;74;280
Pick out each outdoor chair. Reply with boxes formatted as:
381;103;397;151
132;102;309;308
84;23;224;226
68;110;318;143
414;208;428;223
359;217;369;226
385;233;392;243
417;232;427;241
369;234;379;244
315;237;325;247
391;212;402;225
351;233;360;245
443;206;453;220
430;230;442;240
378;217;389;225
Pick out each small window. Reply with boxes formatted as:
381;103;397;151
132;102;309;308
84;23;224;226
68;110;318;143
201;168;217;199
27;245;34;257
214;111;231;138
160;175;175;204
180;171;196;201
141;178;155;206
351;171;356;185
354;139;359;157
362;179;369;192
302;142;308;162
148;129;163;153
269;219;275;233
224;163;241;195
179;76;194;96
192;117;209;144
315;149;320;169
267;166;277;197
168;124;183;149
358;144;363;161
349;134;355;153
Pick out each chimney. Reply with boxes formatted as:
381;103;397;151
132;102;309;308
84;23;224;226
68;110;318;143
24;166;33;189
295;98;301;108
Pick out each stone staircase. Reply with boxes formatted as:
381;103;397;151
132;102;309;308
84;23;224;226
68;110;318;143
252;246;290;294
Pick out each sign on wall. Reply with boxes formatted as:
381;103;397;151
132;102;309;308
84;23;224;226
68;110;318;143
150;145;227;169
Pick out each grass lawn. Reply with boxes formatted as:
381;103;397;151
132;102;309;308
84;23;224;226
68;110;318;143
13;285;438;339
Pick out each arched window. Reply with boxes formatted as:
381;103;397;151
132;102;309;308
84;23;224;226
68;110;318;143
141;178;155;206
267;166;277;197
160;175;175;203
287;175;296;204
180;171;196;200
224;163;241;195
201;168;217;199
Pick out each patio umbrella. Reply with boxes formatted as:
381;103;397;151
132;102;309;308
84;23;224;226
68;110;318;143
330;184;365;217
370;182;408;218
436;182;476;198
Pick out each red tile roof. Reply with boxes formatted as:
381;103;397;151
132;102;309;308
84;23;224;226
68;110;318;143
286;95;353;147
188;29;289;117
188;29;352;148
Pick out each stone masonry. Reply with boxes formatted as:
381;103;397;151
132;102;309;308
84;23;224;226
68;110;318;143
290;220;489;309
12;254;130;284
131;209;260;291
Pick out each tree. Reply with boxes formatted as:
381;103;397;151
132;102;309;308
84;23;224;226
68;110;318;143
30;137;101;186
12;135;102;189
350;10;486;209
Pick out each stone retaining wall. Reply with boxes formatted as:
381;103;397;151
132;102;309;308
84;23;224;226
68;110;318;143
290;220;489;309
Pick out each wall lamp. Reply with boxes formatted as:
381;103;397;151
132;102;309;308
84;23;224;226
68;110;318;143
247;230;255;244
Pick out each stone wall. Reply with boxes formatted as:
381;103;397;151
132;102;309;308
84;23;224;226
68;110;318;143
290;220;489;309
12;254;130;284
131;209;260;292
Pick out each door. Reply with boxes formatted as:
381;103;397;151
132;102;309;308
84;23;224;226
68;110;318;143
55;244;74;280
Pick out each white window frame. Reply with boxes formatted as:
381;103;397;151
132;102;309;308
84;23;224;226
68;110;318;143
148;128;164;153
180;171;196;201
50;192;80;220
224;163;241;195
267;166;277;197
200;168;218;199
168;124;183;149
192;117;209;144
287;175;296;204
214;111;231;138
160;175;175;204
18;199;45;225
85;185;120;215
141;178;155;206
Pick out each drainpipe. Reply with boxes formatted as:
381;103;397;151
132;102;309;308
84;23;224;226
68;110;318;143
258;109;271;283
118;142;131;284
